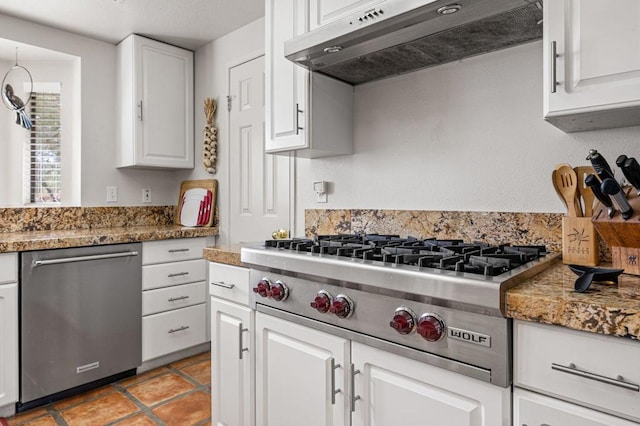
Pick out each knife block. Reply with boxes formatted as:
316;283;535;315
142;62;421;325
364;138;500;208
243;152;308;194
562;216;599;267
592;186;640;275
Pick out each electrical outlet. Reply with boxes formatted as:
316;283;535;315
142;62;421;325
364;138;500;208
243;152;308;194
142;189;151;203
106;186;118;202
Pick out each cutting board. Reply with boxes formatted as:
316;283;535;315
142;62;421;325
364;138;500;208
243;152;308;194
175;179;217;227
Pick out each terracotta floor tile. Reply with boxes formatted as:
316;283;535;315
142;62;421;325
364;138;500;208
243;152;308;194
60;392;139;426
170;351;210;370
111;413;157;425
53;384;116;410
119;367;170;388
180;360;211;385
5;408;48;425
127;372;195;407
15;416;57;426
152;391;211;426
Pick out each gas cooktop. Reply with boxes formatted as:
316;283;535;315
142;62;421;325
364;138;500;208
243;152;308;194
242;234;560;317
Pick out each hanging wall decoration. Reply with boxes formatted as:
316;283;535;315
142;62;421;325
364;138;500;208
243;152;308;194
1;48;33;130
202;98;217;174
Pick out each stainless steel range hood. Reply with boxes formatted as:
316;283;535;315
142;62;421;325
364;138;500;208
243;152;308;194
285;0;542;85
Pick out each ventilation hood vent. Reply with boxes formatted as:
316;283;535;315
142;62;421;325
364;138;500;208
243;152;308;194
285;0;542;85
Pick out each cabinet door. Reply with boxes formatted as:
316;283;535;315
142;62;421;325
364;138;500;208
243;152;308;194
351;342;510;426
136;36;194;168
514;388;639;426
255;312;349;426
211;297;254;426
0;283;18;407
309;0;384;30
265;0;309;153
544;0;640;130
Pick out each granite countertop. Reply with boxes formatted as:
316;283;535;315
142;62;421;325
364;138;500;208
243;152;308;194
506;261;640;339
203;244;245;267
0;225;218;252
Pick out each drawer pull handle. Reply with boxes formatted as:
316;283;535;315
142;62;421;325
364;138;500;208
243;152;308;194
238;323;249;359
168;326;190;334
330;357;342;405
551;363;640;392
168;296;189;302
168;248;190;253
168;272;189;278
350;364;361;412
211;281;235;289
550;40;558;93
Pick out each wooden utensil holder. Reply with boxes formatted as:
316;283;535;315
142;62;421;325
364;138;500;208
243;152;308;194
592;186;640;274
562;216;599;266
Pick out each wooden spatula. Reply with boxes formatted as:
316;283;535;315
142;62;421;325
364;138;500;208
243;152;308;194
552;163;581;217
574;165;596;216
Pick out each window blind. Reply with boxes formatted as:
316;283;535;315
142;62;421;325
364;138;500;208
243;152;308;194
26;89;61;204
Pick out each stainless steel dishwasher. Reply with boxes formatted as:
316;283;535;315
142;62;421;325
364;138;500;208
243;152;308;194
19;243;142;411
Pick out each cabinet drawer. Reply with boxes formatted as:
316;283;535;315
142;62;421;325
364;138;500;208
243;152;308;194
142;304;206;361
209;262;250;306
514;388;638;426
142;238;207;265
0;253;17;284
143;259;206;290
143;282;206;315
514;320;640;422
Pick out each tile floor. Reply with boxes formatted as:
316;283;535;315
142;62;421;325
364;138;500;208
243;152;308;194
2;352;211;426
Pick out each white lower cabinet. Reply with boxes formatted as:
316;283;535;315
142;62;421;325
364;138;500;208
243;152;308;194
514;320;640;424
141;238;209;362
211;297;254;426
0;257;18;411
255;312;510;426
210;261;254;426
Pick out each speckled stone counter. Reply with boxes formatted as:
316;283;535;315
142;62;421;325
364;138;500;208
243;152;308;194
506;262;640;339
203;244;245;267
0;225;218;252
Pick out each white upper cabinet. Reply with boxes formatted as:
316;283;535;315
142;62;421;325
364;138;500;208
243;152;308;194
117;34;194;169
309;0;385;30
544;0;640;132
265;0;353;158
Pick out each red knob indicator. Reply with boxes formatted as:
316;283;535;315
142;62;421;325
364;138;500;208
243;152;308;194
417;313;445;342
266;280;289;301
252;278;271;298
329;294;354;318
389;308;417;335
310;291;332;313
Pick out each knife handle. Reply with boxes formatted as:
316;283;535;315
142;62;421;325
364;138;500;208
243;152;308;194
601;178;634;220
587;149;615;181
623;157;640;195
616;154;632;183
585;174;612;208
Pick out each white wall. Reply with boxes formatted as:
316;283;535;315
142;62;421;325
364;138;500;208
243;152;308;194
0;13;184;206
184;18;265;245
295;41;640;235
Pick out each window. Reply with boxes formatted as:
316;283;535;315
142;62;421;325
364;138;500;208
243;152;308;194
24;83;61;204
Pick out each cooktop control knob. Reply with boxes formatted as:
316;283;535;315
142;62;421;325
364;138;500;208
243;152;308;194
310;290;332;313
329;294;354;318
389;307;417;335
252;278;271;298
267;280;289;301
417;313;445;342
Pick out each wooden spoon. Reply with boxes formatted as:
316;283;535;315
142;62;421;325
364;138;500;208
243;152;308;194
574;166;596;216
552;164;581;217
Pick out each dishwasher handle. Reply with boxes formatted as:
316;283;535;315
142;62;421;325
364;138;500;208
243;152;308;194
33;251;139;266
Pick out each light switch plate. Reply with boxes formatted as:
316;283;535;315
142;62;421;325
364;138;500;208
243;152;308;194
106;186;118;202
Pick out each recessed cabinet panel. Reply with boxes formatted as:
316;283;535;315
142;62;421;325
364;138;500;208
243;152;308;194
0;282;18;408
544;0;640;131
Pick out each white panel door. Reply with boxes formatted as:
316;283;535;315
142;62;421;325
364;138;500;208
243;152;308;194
255;312;349;426
229;56;291;243
0;283;18;407
544;0;640;115
351;342;510;426
211;297;254;426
